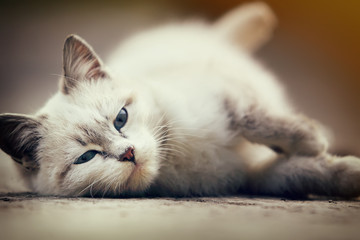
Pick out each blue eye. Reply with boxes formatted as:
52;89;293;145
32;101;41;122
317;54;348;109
74;150;98;164
114;108;128;131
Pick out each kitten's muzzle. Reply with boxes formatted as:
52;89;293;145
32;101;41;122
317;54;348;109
119;147;135;163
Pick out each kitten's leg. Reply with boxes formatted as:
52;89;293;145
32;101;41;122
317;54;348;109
224;100;328;156
249;154;360;199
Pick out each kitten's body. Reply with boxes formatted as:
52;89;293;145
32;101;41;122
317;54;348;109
1;2;360;198
105;22;288;196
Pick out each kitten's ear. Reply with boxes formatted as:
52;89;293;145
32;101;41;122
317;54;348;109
214;2;277;52
0;114;41;170
62;34;109;94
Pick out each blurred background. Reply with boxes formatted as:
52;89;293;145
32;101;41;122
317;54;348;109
0;0;359;178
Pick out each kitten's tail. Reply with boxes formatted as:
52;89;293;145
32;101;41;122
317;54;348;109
214;2;277;52
249;153;360;199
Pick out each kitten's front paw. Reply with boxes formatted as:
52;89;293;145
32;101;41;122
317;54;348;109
290;120;329;156
291;134;327;156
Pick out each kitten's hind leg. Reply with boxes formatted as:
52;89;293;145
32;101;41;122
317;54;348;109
224;99;328;157
250;154;360;199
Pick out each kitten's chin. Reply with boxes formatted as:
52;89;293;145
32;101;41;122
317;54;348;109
123;159;158;194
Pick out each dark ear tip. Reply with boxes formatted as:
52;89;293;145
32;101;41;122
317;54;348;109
0;113;41;162
0;113;24;122
64;34;82;47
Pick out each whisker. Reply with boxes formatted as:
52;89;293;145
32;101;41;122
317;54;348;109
78;173;109;196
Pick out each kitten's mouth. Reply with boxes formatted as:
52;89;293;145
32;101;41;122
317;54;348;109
125;162;144;188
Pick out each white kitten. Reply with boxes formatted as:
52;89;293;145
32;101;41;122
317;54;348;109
1;2;359;198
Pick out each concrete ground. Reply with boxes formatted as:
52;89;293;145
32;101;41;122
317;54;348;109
1;193;360;240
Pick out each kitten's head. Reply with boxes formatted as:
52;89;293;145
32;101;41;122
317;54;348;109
0;35;164;197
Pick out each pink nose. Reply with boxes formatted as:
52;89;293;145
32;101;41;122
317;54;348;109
119;147;135;163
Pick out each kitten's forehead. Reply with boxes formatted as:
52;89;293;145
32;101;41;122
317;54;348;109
42;79;132;116
69;80;133;109
36;80;139;152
